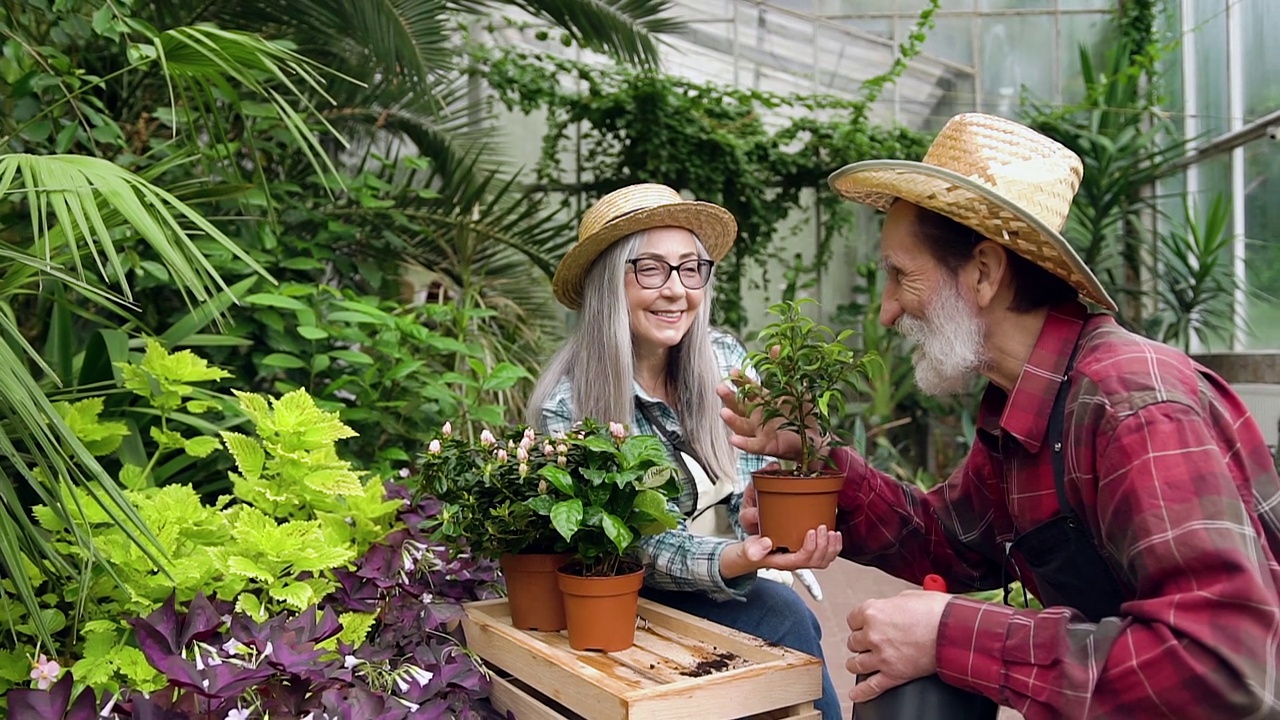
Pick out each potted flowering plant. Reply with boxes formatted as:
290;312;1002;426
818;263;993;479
736;299;879;552
536;419;682;652
416;422;573;632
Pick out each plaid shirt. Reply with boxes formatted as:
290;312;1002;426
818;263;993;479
537;330;769;602
835;302;1280;719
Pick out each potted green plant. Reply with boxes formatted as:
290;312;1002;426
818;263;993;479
535;419;682;652
416;423;574;632
737;299;879;552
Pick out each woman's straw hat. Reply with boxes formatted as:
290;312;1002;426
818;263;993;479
828;113;1116;311
553;183;737;310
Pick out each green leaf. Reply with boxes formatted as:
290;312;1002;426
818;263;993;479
296;325;328;340
261;352;307;369
539;465;574;496
268;580;314;611
600;512;634;553
244;293;309;310
550;499;583;542
526;495;555;515
632;489;673;524
227;555;275;583
184;436;220;458
220;432;264;480
329;349;373;365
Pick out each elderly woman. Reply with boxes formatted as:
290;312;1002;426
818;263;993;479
527;183;842;719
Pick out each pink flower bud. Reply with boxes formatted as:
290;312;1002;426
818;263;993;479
557;456;567;468
442;422;453;437
519;462;529;477
555;443;568;455
496;448;508;463
542;443;555;456
608;421;627;439
516;446;529;462
427;439;442;454
523;427;536;443
480;429;496;446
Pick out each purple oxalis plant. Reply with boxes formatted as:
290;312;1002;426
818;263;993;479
3;481;506;719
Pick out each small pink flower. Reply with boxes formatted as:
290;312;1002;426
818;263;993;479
519;436;534;452
523;427;536;443
557;456;567;468
516;447;529;463
608;422;627;439
30;655;59;690
519;462;529;477
555;443;568;455
552;430;566;440
442;421;453;437
427;439;442;454
479;429;496;446
495;448;508;463
542;442;555;456
398;467;411;478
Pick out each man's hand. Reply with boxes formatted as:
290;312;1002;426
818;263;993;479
845;590;951;703
717;374;811;463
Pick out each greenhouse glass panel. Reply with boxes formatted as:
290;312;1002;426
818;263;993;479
1191;0;1230;140
979;13;1057;115
1244;138;1280;350
1242;0;1280;122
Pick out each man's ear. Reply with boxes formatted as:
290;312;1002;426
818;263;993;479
964;240;1009;309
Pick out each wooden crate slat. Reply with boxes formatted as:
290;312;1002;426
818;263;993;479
463;597;823;720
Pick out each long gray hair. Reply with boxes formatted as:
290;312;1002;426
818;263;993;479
527;230;738;486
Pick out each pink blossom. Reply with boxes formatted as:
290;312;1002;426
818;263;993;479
427;439;442;454
542;442;555;456
495;448;508;463
516;447;529;462
557;456;567;468
519;462;529;477
479;429;496;446
555;443;568;455
442;421;453;437
523;427;536;443
398;467;411;478
608;422;627;439
30;655;59;690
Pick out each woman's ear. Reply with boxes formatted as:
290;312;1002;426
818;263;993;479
965;240;1009;309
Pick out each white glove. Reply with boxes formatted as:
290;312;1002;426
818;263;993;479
756;568;824;601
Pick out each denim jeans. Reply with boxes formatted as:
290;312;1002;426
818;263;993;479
641;580;843;720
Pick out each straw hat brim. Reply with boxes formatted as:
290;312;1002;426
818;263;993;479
829;160;1117;312
553;201;737;310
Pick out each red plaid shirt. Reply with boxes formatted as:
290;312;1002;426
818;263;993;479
835;302;1280;719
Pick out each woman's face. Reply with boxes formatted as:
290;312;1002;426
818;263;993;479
625;227;707;357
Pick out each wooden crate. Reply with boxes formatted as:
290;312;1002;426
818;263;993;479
462;598;823;720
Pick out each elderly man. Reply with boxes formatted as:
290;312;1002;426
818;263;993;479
718;113;1280;719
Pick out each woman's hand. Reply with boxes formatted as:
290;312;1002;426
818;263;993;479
719;526;843;579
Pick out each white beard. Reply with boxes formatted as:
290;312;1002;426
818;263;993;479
896;278;987;397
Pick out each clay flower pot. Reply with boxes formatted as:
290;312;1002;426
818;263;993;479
752;471;845;553
500;552;573;632
556;564;646;652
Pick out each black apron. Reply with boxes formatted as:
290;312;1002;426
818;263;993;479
1001;338;1128;623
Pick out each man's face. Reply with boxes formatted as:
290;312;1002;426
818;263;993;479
879;203;987;397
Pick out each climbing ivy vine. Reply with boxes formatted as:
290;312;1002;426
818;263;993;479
469;0;940;329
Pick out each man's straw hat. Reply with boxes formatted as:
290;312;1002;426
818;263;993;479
828;112;1116;311
553;183;737;310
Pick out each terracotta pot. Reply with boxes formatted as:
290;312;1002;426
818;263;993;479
556;564;646;652
500;552;573;632
752;471;845;552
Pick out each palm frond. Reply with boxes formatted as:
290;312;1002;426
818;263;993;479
478;0;683;67
0;153;269;308
150;24;353;192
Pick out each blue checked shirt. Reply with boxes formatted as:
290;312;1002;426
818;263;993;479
537;330;770;602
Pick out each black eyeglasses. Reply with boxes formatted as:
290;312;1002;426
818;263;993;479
626;258;714;290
